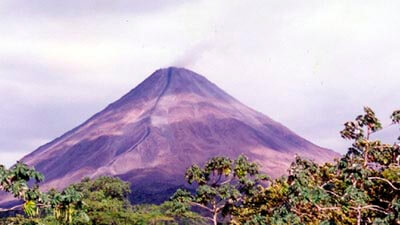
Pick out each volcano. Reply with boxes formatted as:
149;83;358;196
13;67;338;203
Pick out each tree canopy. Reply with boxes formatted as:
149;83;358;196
171;107;400;224
169;155;269;225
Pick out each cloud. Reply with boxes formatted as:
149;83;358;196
0;0;192;18
187;0;400;152
0;55;73;84
1;0;400;166
0;152;28;168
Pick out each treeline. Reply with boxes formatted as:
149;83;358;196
0;169;205;224
1;107;399;224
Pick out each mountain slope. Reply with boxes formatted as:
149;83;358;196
18;67;339;203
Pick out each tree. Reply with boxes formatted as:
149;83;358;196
0;163;87;225
0;162;44;217
1;174;205;225
174;107;400;224
242;107;400;224
67;176;131;225
47;187;88;224
170;155;268;225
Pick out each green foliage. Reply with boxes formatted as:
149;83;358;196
1;175;205;225
49;176;184;225
0;162;45;217
22;201;37;218
0;162;43;200
71;176;130;201
170;154;269;225
3;106;400;224
66;176;133;225
0;162;88;224
47;187;87;224
245;107;400;224
177;107;400;225
391;110;400;124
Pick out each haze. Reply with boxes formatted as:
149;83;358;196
1;0;399;167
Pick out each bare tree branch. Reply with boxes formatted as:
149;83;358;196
368;177;399;191
189;202;213;213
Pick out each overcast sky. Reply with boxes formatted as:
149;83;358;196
1;0;399;167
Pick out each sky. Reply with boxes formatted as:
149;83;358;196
1;0;399;167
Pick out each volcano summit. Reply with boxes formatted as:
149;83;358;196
18;67;338;203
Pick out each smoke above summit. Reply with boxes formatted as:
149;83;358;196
1;0;400;167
